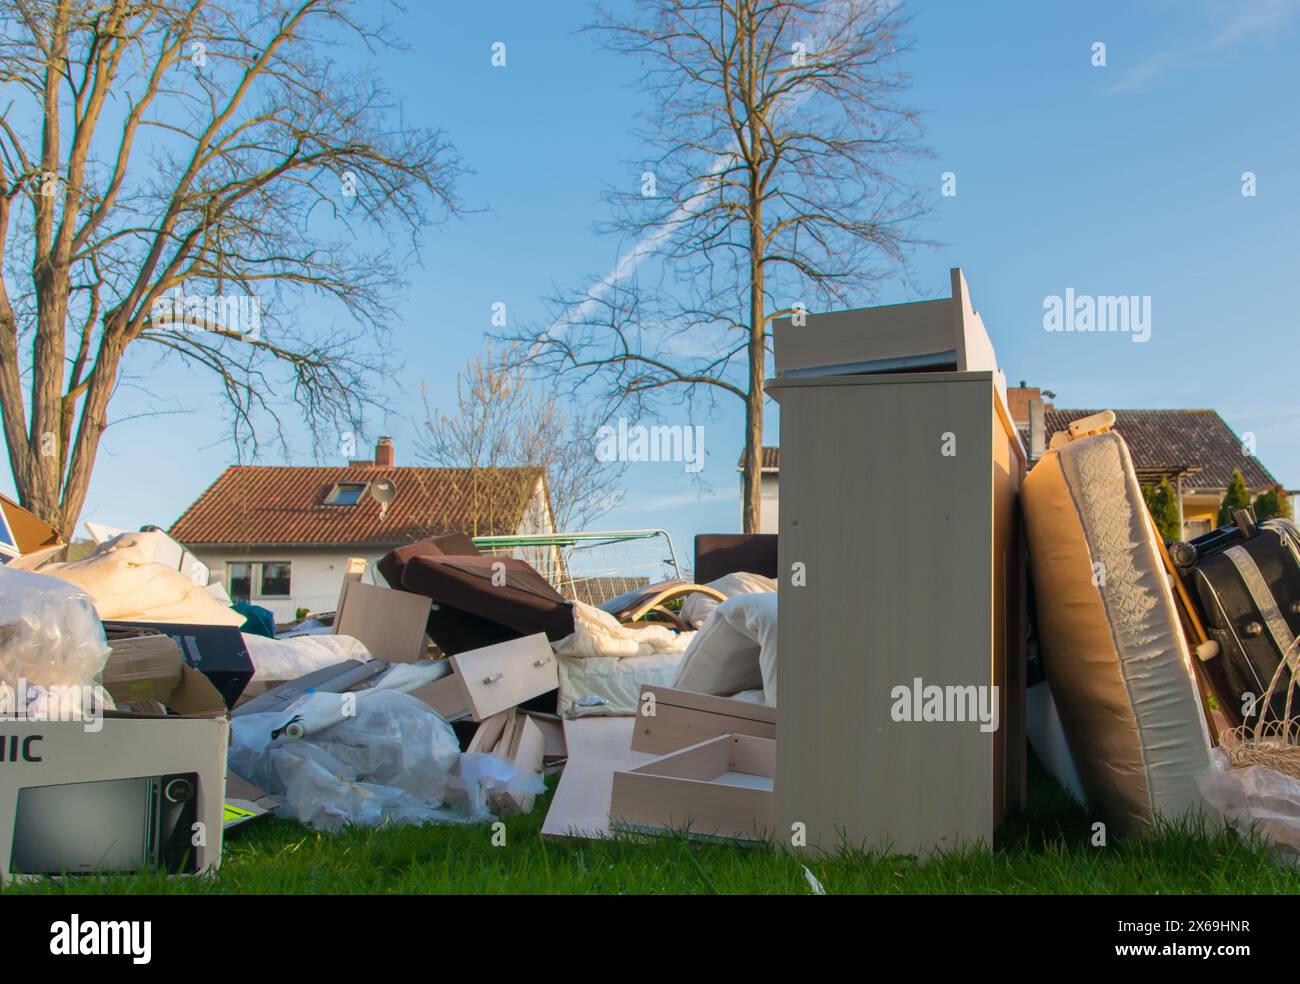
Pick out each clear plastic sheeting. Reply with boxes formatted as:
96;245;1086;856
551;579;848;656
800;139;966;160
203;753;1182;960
1197;749;1300;862
229;689;544;831
0;567;112;716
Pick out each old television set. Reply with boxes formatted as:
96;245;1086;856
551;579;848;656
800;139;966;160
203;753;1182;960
9;773;199;876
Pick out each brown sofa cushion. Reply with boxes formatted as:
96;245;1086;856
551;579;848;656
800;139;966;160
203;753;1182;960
400;554;575;655
377;533;481;590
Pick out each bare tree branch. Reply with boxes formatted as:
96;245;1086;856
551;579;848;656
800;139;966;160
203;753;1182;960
0;0;462;536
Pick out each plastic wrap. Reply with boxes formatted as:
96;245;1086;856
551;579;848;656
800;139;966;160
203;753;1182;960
228;689;543;831
0;567;112;717
1197;749;1300;861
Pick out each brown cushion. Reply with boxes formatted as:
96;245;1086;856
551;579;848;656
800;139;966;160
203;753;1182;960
377;534;481;589
694;534;778;584
400;554;575;654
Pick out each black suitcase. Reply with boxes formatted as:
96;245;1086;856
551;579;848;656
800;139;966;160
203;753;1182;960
1170;510;1300;723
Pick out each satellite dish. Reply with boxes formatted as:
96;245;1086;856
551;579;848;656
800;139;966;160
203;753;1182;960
369;478;396;519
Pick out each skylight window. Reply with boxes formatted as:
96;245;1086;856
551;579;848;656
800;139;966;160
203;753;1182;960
325;481;367;506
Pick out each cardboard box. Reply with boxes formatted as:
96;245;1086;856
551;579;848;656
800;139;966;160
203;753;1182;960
0;662;228;883
100;631;185;705
611;734;775;844
0;492;61;559
104;621;253;709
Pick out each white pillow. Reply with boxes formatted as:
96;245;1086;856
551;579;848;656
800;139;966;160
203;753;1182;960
673;592;778;704
681;571;777;627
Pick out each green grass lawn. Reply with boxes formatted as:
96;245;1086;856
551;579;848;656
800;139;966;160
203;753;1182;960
3;756;1294;894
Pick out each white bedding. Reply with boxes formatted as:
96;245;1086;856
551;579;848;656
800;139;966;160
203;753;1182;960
553;601;695;716
242;632;373;682
680;571;777;627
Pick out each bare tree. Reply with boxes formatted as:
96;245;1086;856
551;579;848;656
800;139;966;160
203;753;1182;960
416;346;625;534
511;0;928;531
0;0;460;536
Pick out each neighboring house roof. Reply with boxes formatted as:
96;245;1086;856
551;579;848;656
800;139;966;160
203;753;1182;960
737;447;781;471
1041;410;1278;492
170;465;546;547
760;408;1279;493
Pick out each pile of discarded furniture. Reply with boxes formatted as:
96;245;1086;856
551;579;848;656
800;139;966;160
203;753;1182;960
2;265;1298;884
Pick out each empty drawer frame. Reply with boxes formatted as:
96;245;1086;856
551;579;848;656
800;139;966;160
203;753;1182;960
611;735;774;844
466;708;548;814
406;633;558;722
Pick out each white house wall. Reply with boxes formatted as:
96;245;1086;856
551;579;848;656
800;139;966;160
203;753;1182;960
193;547;383;622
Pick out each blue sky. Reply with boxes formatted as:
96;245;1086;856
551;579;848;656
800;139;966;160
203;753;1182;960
10;0;1298;564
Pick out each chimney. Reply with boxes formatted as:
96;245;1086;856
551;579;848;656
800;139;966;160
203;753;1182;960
1028;399;1046;461
1006;382;1040;427
374;436;394;468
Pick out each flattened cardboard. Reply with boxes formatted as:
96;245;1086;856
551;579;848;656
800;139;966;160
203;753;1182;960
0;492;61;556
334;581;431;664
631;685;776;755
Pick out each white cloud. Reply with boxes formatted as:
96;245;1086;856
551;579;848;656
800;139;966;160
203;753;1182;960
1108;0;1300;94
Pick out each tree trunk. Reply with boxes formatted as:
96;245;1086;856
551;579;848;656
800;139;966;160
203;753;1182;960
742;193;765;534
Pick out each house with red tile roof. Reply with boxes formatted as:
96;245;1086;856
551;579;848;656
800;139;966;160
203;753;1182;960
170;437;554;619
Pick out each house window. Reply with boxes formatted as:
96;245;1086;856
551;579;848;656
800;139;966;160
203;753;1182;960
260;561;292;598
325;482;367;505
227;561;292;600
1184;519;1212;538
228;562;252;603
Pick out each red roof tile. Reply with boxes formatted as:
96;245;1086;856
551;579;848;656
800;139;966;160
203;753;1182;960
169;465;546;547
1042;409;1279;492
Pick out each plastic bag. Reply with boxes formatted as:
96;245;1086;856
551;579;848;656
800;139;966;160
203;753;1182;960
1197;748;1300;862
229;689;544;831
0;567;112;718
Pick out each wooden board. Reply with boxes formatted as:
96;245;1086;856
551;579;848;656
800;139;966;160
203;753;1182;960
631;685;777;755
334;582;431;664
769;372;1005;858
541;717;653;841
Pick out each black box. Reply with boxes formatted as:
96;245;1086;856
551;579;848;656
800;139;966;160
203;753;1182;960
103;621;253;709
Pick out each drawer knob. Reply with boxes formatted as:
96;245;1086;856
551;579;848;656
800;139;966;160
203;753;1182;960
533;656;554;667
483;672;504;684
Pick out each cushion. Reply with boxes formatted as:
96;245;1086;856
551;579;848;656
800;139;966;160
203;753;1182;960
400;554;574;654
1022;418;1212;836
377;534;481;589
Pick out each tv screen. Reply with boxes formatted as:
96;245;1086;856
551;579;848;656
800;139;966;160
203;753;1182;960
10;777;154;875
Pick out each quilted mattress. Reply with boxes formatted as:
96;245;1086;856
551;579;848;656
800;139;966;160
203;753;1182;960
1022;412;1212;836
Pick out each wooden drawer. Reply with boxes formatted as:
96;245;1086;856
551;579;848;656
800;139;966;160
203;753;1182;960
452;633;557;720
407;633;558;722
611;734;774;844
631;685;776;755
